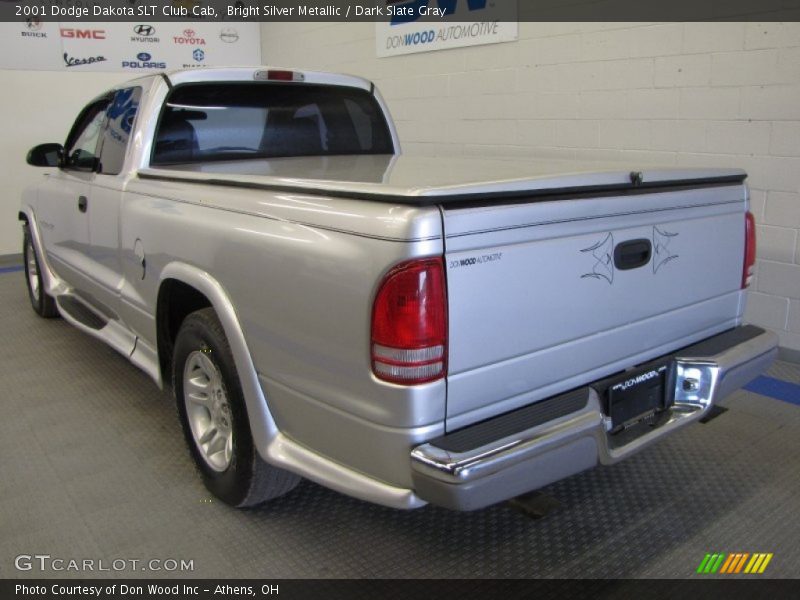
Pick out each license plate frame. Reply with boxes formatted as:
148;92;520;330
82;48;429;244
605;361;674;432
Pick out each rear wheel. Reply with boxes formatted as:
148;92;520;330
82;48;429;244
22;225;58;318
173;308;300;507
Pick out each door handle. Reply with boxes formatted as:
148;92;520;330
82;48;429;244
614;239;652;270
78;195;88;213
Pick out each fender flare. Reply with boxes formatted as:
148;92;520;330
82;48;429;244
158;262;279;457
18;207;66;298
157;262;426;508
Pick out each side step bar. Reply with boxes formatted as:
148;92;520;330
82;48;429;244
55;294;136;359
57;295;107;330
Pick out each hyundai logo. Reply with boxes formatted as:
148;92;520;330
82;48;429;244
137;52;152;61
134;24;155;36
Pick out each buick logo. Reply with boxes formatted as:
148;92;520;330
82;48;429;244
193;49;205;62
26;18;42;31
134;24;155;36
220;27;239;43
137;52;152;61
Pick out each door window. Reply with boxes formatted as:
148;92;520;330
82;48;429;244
98;87;142;175
64;98;110;170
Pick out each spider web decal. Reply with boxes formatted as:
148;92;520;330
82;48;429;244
581;232;614;284
653;226;679;273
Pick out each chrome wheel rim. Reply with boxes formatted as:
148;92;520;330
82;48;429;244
26;238;40;303
183;350;234;472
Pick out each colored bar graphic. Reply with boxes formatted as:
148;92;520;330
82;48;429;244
746;553;764;574
697;554;712;573
734;553;749;573
698;552;772;575
719;554;736;574
759;554;773;573
710;553;725;573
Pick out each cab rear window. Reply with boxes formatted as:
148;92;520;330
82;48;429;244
151;83;394;164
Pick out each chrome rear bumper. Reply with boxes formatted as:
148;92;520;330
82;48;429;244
410;326;778;510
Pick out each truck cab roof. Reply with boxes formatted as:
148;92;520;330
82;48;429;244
163;67;373;91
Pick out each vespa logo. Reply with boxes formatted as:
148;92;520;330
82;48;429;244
63;53;107;67
387;0;488;25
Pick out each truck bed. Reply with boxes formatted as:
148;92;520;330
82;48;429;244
138;155;746;205
140;154;751;430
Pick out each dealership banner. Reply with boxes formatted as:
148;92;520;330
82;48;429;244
0;19;260;72
376;0;517;58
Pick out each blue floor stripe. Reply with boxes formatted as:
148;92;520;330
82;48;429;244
0;266;22;274
745;376;800;406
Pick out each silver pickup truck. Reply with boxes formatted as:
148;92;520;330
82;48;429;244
20;67;778;511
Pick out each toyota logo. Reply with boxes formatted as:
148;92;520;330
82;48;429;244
134;24;155;36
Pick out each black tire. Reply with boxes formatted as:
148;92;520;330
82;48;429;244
22;225;59;318
173;307;300;507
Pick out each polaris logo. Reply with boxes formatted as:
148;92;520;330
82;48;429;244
122;52;166;69
612;367;665;392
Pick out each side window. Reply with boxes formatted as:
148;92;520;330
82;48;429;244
64;98;110;171
98;87;142;175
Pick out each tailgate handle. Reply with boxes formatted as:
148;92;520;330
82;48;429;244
614;239;652;270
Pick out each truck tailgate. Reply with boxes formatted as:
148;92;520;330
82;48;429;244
443;182;748;430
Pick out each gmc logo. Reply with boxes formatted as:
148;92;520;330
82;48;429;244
60;29;106;40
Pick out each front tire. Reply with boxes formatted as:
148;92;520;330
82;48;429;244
173;308;299;507
22;225;59;318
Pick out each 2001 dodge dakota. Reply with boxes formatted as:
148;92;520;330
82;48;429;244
20;68;778;510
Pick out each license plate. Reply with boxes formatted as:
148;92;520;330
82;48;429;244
606;362;673;431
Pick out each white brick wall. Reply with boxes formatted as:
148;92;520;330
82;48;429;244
262;21;800;353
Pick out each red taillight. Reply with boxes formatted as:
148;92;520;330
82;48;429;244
743;211;756;289
254;69;306;82
267;70;303;81
371;258;447;385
